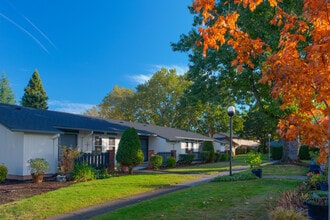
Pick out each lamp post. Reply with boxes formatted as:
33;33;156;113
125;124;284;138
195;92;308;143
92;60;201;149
227;106;235;176
268;133;271;161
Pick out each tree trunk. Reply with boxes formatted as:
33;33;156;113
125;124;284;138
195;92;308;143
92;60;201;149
282;138;300;162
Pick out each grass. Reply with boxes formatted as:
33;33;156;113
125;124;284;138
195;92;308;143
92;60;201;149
0;173;199;220
0;154;309;219
162;154;251;175
163;154;308;176
94;178;302;220
262;164;308;176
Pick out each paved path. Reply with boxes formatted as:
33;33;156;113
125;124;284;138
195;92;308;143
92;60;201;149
47;164;306;220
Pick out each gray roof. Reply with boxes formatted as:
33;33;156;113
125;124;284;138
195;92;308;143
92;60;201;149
0;103;149;135
0;103;212;142
107;119;213;142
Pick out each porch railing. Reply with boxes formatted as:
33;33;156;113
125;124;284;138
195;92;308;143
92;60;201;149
75;152;110;169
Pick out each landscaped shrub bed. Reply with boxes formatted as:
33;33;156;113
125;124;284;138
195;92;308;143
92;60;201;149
178;154;195;165
166;157;176;167
150;155;163;170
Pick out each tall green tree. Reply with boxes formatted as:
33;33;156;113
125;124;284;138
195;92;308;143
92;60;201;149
21;70;48;109
134;68;191;127
173;1;303;160
98;85;135;121
0;72;15;104
116;127;144;174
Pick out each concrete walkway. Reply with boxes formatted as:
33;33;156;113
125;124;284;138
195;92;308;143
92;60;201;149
47;164;306;220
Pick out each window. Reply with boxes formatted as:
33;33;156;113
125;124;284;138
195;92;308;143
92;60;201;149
185;142;189;153
109;137;115;148
94;136;102;153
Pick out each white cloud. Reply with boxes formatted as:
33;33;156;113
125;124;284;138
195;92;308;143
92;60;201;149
48;100;95;115
129;74;152;84
129;64;189;84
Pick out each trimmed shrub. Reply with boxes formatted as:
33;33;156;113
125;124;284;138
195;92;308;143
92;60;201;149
150;155;163;170
271;146;283;160
220;153;229;161
201;151;211;163
178;154;195;164
73;163;95;182
166;157;176;167
116;127;144;174
214;152;221;162
298;145;310;160
201;141;215;163
0;165;8;182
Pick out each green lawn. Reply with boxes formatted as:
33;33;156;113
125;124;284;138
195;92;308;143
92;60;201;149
163;154;308;176
94;178;302;220
0;173;199;220
0;155;309;220
162;154;251;175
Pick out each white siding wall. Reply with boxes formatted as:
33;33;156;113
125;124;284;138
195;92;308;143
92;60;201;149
23;133;59;176
148;136;166;152
214;142;226;152
0;124;24;176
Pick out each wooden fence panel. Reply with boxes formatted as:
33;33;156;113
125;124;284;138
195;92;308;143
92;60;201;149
75;152;110;169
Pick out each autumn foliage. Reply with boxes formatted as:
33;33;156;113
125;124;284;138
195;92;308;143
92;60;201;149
193;0;330;162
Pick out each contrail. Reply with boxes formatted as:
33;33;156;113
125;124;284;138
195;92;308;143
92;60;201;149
0;12;49;54
23;15;57;50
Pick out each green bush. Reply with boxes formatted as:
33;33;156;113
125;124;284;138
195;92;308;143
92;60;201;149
214;152;221;162
271;146;283;160
298;145;310;160
245;152;262;168
28;158;49;175
201;141;215;163
73;163;95;182
150;155;163;170
178;154;195;164
0;165;8;182
220;153;229;161
201;151;211;163
166;157;176;167
116;127;144;174
95;168;110;179
235;147;246;155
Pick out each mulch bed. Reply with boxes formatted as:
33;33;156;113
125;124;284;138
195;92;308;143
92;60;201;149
0;179;73;205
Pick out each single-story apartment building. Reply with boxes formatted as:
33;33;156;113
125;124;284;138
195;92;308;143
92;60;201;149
0;103;213;180
213;132;260;155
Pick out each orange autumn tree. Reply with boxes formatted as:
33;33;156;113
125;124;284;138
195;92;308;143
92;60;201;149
193;0;330;162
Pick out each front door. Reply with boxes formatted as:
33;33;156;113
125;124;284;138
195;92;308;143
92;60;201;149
139;136;148;162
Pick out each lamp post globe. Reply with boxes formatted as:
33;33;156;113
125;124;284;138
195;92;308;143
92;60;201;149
227;106;235;176
227;106;235;117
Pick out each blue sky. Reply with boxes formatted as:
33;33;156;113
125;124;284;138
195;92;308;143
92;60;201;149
0;0;194;114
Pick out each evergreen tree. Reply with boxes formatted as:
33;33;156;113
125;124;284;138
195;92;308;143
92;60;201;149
116;127;144;174
21;70;48;109
0;72;15;104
